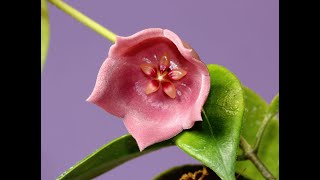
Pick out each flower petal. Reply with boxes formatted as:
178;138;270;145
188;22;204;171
123;108;201;151
163;29;210;113
109;28;164;57
163;29;209;76
86;56;150;118
162;81;176;99
167;68;187;81
140;63;157;77
145;80;160;95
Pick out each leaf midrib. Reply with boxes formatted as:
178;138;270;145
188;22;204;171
202;109;230;180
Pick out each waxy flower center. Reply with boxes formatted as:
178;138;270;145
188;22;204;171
157;71;168;81
140;53;187;99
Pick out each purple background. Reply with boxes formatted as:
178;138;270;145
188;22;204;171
41;0;278;179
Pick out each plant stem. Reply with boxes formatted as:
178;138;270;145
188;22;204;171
252;94;279;153
239;136;275;180
252;114;273;153
236;154;247;161
48;0;116;43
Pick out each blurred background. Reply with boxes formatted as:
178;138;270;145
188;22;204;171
41;0;278;179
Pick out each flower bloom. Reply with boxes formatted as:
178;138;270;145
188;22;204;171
87;28;210;151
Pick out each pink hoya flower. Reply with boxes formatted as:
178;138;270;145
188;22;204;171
87;28;210;151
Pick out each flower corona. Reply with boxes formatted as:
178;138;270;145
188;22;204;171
140;53;187;99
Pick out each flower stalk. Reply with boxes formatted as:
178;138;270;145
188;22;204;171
48;0;116;43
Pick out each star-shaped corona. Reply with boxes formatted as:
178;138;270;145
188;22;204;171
140;53;187;99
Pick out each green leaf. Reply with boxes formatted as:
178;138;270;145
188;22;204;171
57;134;173;180
153;164;222;180
174;64;245;180
268;93;279;118
41;0;50;71
236;87;279;180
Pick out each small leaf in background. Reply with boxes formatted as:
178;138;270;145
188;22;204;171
267;93;279;118
236;87;279;180
174;64;245;180
57;135;173;180
41;0;50;71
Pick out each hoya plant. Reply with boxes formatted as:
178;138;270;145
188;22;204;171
42;0;278;179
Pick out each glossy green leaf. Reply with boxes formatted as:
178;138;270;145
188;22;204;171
236;87;279;180
57;134;173;180
174;64;245;180
41;0;50;71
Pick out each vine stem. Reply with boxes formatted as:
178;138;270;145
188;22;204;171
239;136;275;180
48;0;116;43
252;113;273;153
253;94;279;152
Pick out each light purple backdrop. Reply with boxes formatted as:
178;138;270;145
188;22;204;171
41;0;278;179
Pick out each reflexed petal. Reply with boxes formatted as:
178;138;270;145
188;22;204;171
163;29;209;75
145;80;160;94
167;69;187;81
87;58;148;118
162;81;176;99
123;107;201;151
140;63;157;77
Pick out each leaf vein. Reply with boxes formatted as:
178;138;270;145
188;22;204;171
201;109;229;179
